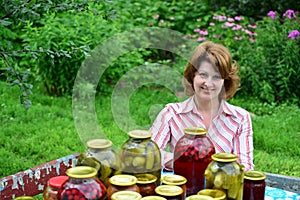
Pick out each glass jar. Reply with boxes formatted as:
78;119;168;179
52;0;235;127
107;174;140;200
13;197;37;200
185;195;214;200
161;174;187;199
119;130;161;185
205;153;244;200
141;196;167;200
173;127;215;196
43;175;68;200
243;170;266;200
197;189;226;200
135;173;157;197
76;138;121;187
57;166;106;200
111;191;142;200
155;185;183;200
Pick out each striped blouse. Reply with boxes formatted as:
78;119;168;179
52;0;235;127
149;96;254;171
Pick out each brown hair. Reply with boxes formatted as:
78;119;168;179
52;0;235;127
183;41;240;100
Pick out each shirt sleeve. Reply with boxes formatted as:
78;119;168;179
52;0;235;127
149;105;173;170
234;111;254;171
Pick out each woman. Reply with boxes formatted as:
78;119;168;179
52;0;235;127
149;41;254;171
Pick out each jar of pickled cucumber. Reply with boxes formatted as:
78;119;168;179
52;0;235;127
205;153;244;200
243;170;266;200
185;195;214;200
107;174;140;200
76;138;121;187
135;173;157;197
173;127;215;196
43;175;68;200
197;189;226;200
161;174;187;199
155;185;183;200
119;130;161;185
57;166;107;200
13;197;37;200
111;191;142;200
141;196;167;200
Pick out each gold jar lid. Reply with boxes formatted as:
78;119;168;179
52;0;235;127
111;191;142;200
161;174;187;185
244;170;266;181
184;127;207;135
109;174;137;186
66;166;97;178
155;185;183;196
186;195;214;200
141;196;167;200
86;138;112;149
211;153;238;162
13;197;37;200
128;130;152;139
197;189;226;200
136;173;157;184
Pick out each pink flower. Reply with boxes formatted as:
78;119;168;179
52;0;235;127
234;16;243;21
196;36;206;42
267;11;276;19
224;21;235;28
199;30;208;35
218;15;227;21
248;24;256;29
232;24;242;30
227;17;234;22
234;36;244;40
209;22;215;26
249;37;255;43
288;30;300;40
283;10;296;19
152;14;159;20
194;28;201;32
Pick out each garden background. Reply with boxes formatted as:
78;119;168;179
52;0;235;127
1;0;300;184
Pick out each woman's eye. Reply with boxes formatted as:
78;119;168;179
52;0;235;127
199;73;208;78
213;75;222;80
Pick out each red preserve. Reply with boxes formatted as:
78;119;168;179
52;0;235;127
243;170;266;200
173;127;215;196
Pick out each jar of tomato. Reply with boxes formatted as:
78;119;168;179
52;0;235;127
57;166;107;200
76;138;121;187
173;127;215;196
111;191;142;200
243;170;266;200
119;130;161;185
135;173;157;197
155;185;183;200
43;175;68;200
106;174;140;200
161;174;187;199
205;153;244;200
197;189;226;200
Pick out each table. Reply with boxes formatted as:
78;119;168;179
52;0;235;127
265;186;300;200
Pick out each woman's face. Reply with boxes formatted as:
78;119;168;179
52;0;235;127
193;61;224;102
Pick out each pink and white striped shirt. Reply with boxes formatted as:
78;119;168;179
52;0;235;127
149;96;254;171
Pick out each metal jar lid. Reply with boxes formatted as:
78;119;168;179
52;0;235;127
13;197;38;200
184;127;208;135
244;170;266;181
66;166;97;178
141;196;167;200
109;174;137;186
186;195;214;200
86;138;112;149
161;174;187;185
111;191;142;200
197;189;226;200
128;130;152;139
155;185;183;196
48;175;68;188
136;173;157;184
211;152;238;162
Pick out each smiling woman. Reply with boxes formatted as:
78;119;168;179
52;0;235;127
149;41;254;172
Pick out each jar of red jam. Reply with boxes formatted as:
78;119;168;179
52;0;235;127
243;170;266;200
205;153;244;200
76;138;121;187
119;130;161;185
111;191;142;200
57;166;107;200
173;127;215;196
197;189;226;200
107;174;140;200
135;173;157;197
161;174;187;199
13;197;37;200
43;175;68;200
155;185;183;200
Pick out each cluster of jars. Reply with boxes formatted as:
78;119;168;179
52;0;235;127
39;127;266;200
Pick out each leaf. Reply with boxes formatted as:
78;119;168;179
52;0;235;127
0;19;12;26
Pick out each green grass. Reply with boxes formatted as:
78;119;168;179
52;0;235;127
1;81;300;180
